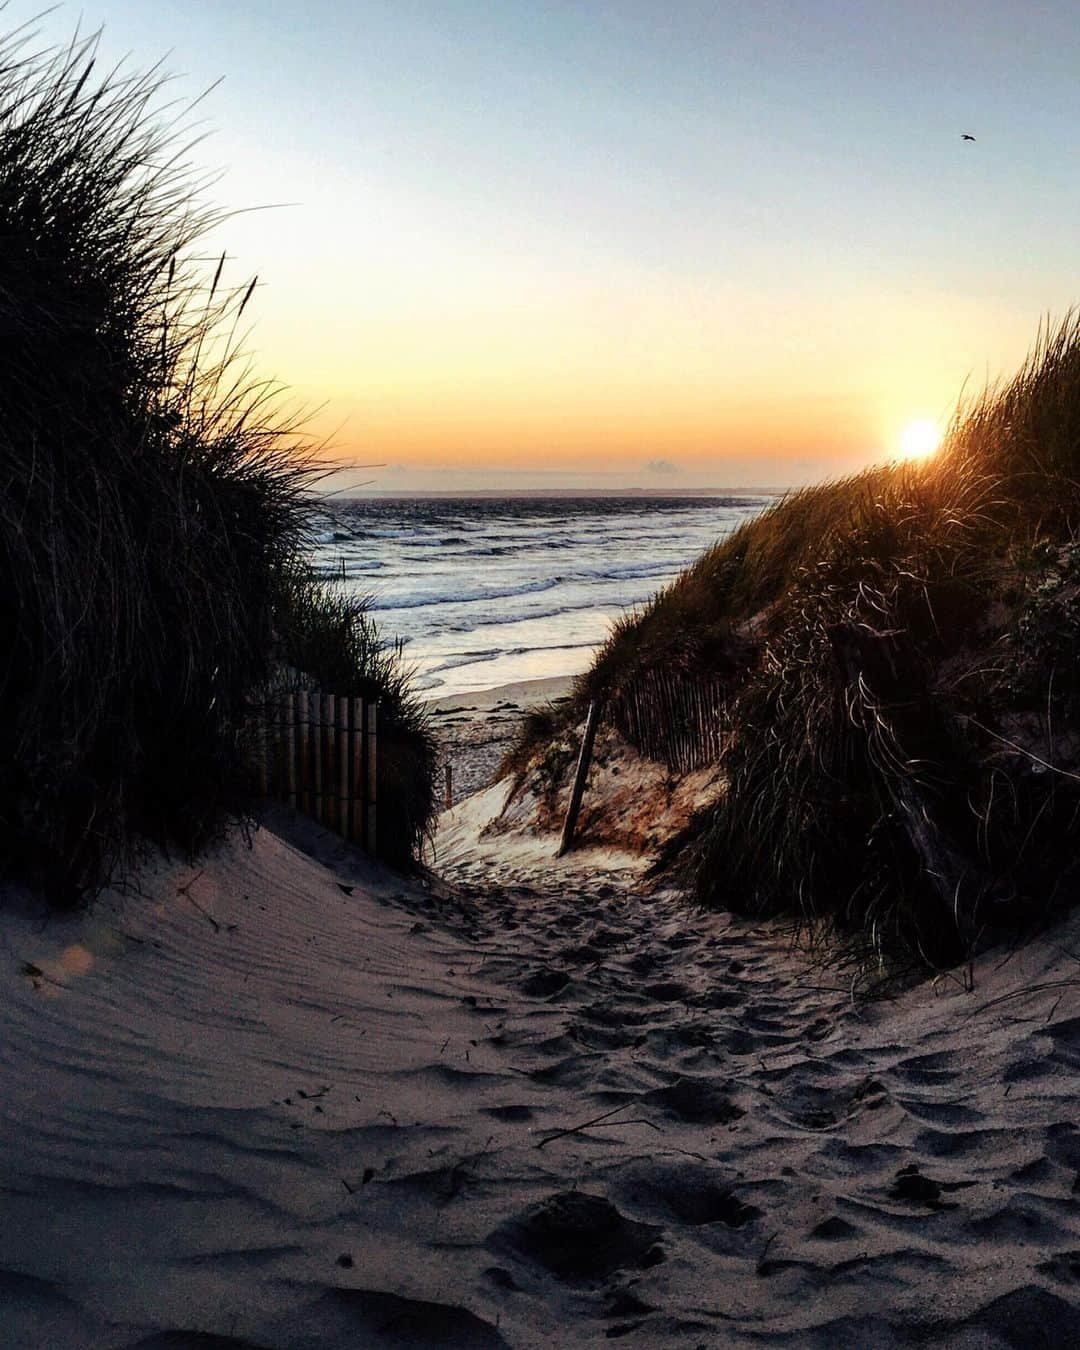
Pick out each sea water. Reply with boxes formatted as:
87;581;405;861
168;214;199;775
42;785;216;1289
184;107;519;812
311;495;772;699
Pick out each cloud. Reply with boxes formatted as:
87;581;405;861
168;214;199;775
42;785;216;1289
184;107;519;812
645;458;679;475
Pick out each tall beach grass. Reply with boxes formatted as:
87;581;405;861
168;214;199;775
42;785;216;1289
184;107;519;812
560;317;1080;965
0;25;434;899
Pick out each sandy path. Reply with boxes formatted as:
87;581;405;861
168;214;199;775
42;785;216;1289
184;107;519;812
1;801;1078;1346
427;831;1080;1347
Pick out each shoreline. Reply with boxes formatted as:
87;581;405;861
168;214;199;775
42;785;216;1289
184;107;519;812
428;672;575;713
428;674;575;803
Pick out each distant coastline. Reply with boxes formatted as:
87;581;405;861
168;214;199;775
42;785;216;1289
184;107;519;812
334;486;787;500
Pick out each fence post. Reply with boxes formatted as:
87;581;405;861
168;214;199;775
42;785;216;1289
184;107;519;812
275;689;285;802
312;688;323;824
324;693;336;831
337;695;349;839
365;701;378;856
287;690;299;809
350;696;364;843
300;688;313;815
558;699;603;858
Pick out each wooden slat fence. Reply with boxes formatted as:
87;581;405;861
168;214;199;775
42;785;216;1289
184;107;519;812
253;681;378;854
610;668;727;774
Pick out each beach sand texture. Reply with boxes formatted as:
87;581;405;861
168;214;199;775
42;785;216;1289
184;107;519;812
1;789;1078;1347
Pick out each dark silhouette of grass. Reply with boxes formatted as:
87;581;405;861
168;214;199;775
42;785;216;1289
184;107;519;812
0;25;434;899
524;316;1080;966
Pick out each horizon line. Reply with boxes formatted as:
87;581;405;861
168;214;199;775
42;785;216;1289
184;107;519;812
326;486;788;500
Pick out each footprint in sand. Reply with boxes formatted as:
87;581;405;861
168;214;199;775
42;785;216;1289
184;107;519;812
612;1160;762;1229
643;979;690;1003
483;1103;534;1122
1037;1250;1080;1285
492;1191;664;1282
647;1075;744;1125
809;1215;862;1240
520;968;570;998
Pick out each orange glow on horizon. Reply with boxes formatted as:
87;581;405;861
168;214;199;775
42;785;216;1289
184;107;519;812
253;279;1020;489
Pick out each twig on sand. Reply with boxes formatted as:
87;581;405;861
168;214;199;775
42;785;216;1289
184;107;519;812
588;1119;660;1133
961;977;1079;1023
657;1146;713;1164
177;870;221;932
536;1101;643;1149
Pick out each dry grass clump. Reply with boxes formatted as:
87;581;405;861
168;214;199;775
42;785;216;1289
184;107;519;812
496;705;563;787
0;27;433;898
577;316;1080;965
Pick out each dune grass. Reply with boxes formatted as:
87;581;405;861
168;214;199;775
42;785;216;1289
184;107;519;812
0;26;433;899
556;317;1080;965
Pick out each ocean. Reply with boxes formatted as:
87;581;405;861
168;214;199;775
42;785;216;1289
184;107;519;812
311;495;772;700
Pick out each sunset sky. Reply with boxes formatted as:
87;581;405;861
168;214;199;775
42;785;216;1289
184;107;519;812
21;1;1080;491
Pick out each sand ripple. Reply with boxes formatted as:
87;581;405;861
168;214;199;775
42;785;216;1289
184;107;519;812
0;809;1078;1346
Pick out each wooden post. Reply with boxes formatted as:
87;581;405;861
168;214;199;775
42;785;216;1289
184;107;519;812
338;695;350;840
558;699;602;858
325;694;336;832
365;701;378;856
444;761;453;810
298;689;311;815
277;689;287;802
312;688;323;823
287;690;299;809
350;696;364;842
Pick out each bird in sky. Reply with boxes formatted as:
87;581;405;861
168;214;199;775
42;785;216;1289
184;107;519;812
961;133;976;141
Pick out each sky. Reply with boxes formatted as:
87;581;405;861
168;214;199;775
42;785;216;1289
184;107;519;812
13;2;1080;491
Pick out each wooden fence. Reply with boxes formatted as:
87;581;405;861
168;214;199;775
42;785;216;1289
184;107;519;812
610;668;727;774
253;686;378;854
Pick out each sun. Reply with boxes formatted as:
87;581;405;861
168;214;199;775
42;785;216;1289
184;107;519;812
898;419;942;460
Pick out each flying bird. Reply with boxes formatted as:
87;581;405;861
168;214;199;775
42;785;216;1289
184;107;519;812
961;133;976;141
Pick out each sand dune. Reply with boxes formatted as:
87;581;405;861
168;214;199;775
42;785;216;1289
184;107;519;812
1;801;1078;1347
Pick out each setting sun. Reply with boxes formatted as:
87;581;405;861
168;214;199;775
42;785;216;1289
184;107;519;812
898;418;943;460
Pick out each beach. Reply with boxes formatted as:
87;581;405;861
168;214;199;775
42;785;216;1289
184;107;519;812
430;674;575;803
6;10;1080;1348
2;795;1078;1347
5;555;1080;1348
